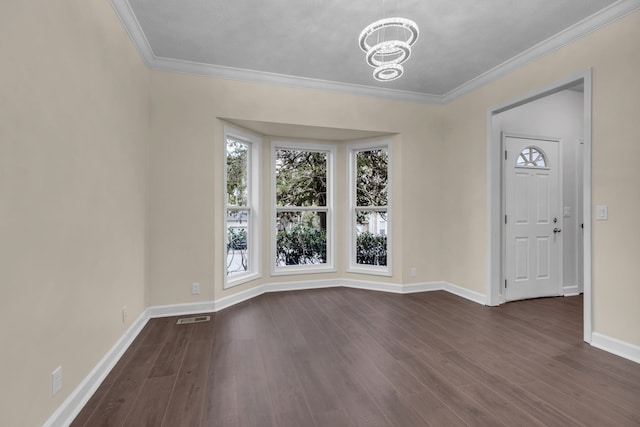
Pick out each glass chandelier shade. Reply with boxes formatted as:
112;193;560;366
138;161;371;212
359;17;419;82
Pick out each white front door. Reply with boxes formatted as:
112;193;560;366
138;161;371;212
504;134;561;301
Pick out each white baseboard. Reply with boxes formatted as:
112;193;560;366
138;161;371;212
591;332;640;365
44;278;485;426
147;300;216;318
214;279;340;311
563;284;580;295
343;278;406;293
213;279;472;311
43;310;150;427
443;281;488;305
397;281;444;293
45;277;640;427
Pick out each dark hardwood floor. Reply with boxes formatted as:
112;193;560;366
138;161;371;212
71;288;640;426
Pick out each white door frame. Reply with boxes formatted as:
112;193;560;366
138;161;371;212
486;69;592;343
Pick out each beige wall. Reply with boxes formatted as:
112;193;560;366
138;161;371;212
2;2;639;425
441;11;640;345
147;72;444;306
148;10;640;348
0;1;149;426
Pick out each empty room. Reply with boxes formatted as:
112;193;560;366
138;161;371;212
2;0;640;426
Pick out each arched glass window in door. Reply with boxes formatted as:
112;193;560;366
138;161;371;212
516;146;547;168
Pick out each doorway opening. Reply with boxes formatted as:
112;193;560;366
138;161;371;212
486;70;592;343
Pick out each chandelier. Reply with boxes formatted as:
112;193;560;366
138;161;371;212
358;16;419;82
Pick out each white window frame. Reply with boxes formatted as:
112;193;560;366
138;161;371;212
347;139;392;276
224;125;261;288
271;141;336;276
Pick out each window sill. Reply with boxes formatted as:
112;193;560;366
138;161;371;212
346;265;392;277
271;264;336;276
224;271;261;289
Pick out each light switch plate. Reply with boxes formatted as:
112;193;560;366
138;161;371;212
596;205;608;221
563;207;571;218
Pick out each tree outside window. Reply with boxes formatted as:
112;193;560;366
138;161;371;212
352;145;389;270
226;137;250;277
274;147;331;268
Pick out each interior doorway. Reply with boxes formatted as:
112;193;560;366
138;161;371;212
486;70;592;343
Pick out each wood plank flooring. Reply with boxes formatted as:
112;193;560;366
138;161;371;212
71;289;640;426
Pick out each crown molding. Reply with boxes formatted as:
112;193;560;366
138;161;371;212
442;0;640;103
148;56;445;104
109;0;154;66
110;0;640;105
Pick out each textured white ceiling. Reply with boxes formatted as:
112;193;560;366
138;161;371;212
117;0;635;101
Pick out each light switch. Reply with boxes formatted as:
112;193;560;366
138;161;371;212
596;205;608;221
563;207;571;218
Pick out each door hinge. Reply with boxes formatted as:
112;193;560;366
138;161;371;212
505;279;507;289
505;214;507;224
505;150;507;160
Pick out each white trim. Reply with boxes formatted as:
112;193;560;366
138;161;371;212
150;56;445;104
157;280;480;319
147;301;216;318
211;279;478;307
41;280;451;426
581;70;593;343
270;265;338;276
223;124;262;289
563;285;580;296
346;139;393;276
441;0;640;103
214;284;266;312
591;332;640;365
346;266;392;277
344;279;406;294
486;69;593;343
50;275;640;425
265;279;341;293
109;0;640;104
401;281;445;293
108;0;155;66
270;141;337;275
42;311;150;427
442;282;488;305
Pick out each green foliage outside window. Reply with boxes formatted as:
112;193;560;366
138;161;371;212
276;149;327;207
226;139;248;206
275;149;328;266
356;231;387;266
276;223;327;265
355;149;388;266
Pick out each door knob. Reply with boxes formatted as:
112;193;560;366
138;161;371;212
553;227;562;233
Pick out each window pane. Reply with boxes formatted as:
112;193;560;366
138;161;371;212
276;211;327;266
356;211;387;266
275;149;327;207
226;138;248;206
356;149;388;207
227;209;249;276
516;146;547;168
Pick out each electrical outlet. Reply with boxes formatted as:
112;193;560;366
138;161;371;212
52;366;62;396
122;306;127;323
410;267;417;277
192;283;200;295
